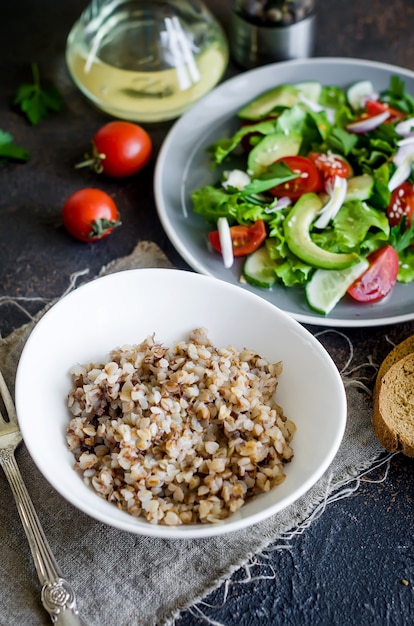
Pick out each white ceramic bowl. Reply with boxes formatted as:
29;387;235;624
15;268;346;538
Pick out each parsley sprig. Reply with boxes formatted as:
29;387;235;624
14;63;62;125
0;130;29;162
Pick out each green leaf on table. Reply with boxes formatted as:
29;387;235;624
0;129;29;162
14;63;62;125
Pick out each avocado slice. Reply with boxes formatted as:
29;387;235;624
284;193;360;270
247;132;301;177
238;85;300;120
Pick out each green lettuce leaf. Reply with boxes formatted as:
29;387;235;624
208;119;279;164
332;201;389;250
398;246;414;282
265;237;313;286
191;185;270;225
381;75;414;115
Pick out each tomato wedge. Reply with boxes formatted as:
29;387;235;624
347;245;399;303
308;152;352;183
208;220;267;257
387;181;414;228
269;156;322;200
365;99;405;123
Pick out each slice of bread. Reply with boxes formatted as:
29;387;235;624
372;349;414;457
374;335;414;395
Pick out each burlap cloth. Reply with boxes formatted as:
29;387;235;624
0;242;388;626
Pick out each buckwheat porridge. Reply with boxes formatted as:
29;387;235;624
66;328;296;525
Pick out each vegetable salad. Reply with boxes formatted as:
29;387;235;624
191;76;414;314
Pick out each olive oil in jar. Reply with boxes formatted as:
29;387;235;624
66;1;229;122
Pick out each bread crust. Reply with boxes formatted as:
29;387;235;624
372;347;414;457
374;335;414;396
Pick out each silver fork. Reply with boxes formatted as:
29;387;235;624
0;369;86;625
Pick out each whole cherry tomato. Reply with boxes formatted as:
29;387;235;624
347;245;399;303
208;220;267;257
77;121;152;178
62;188;121;242
269;156;322;200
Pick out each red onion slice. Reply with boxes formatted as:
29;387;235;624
389;143;414;191
298;93;324;113
395;117;414;137
264;196;292;214
388;158;412;192
397;135;414;148
346;111;390;134
314;176;348;229
217;217;234;268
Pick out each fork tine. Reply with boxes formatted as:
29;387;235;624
0;369;17;423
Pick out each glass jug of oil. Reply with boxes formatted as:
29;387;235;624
66;0;229;122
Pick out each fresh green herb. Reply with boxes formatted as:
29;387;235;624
319;85;346;110
380;75;414;114
390;216;414;252
14;63;62;125
192;185;272;225
208;119;279;165
327;127;358;155
0;130;29;162
242;162;298;194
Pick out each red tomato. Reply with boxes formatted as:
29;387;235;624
347;245;399;303
208;220;267;257
79;121;152;178
269;156;322;200
387;181;414;228
62;188;121;242
365;99;405;123
308;152;352;182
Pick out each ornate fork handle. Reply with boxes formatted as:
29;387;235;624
0;446;86;625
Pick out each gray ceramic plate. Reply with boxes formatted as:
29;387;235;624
154;57;414;327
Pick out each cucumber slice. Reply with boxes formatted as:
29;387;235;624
247;132;301;176
295;81;322;103
347;80;375;111
345;174;374;201
305;258;370;315
243;246;277;289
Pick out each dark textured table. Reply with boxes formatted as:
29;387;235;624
1;1;414;625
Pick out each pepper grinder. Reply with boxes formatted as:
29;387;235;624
231;0;316;69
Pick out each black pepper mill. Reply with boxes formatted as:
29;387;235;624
230;0;316;69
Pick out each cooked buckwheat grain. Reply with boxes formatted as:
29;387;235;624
66;328;295;525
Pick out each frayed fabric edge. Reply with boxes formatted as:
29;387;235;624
0;269;89;340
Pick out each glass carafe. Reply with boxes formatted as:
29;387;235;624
66;0;229;122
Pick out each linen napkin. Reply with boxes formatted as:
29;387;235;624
0;241;388;626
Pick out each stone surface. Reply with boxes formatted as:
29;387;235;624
0;1;414;624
